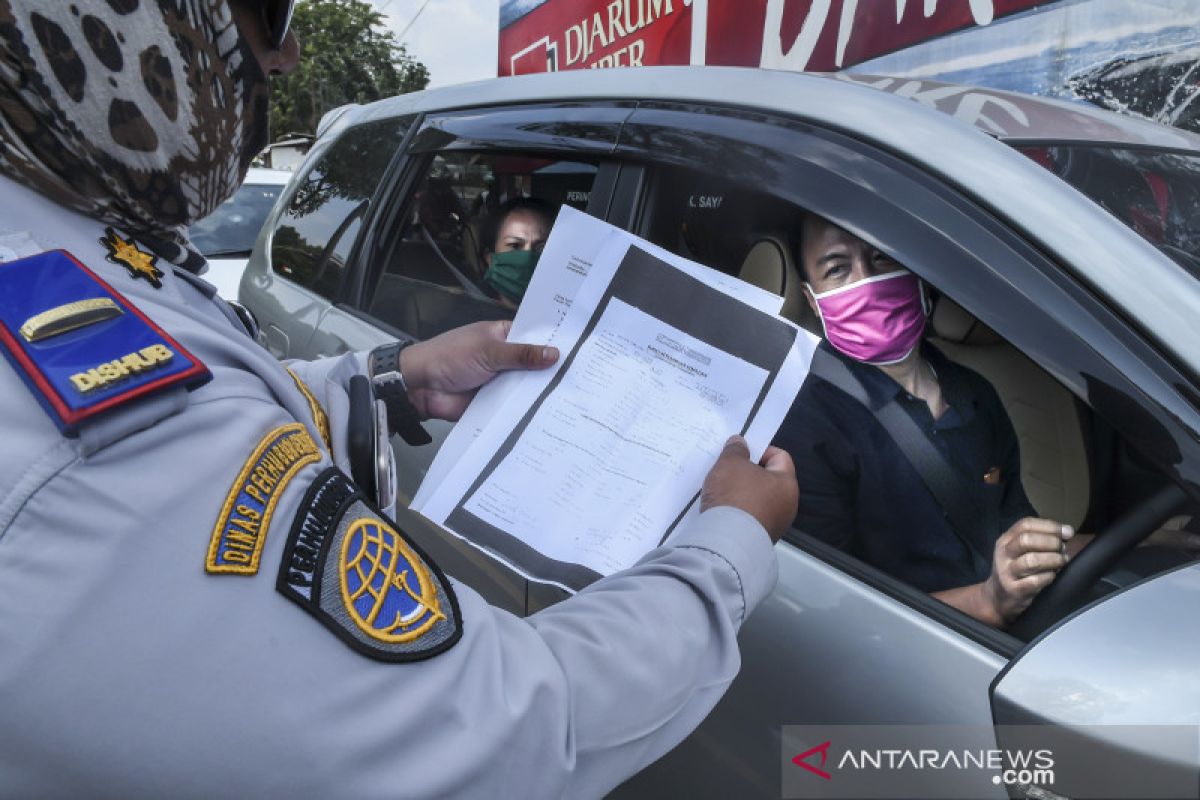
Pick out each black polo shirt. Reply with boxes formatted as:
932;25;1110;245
774;340;1037;593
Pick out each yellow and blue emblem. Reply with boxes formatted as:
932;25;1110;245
0;250;209;434
277;468;460;661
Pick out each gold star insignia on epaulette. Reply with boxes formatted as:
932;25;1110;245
100;227;163;288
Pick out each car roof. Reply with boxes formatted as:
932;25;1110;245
243;167;292;185
341;66;1200;152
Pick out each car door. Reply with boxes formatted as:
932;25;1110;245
309;102;632;613
601;101;1200;798
241;115;418;360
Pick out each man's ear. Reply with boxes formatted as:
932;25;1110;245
803;284;819;319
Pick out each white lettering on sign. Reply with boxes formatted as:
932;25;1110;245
760;0;997;71
565;0;677;67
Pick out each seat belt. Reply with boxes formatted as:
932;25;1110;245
808;347;992;575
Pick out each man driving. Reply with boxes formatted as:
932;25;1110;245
776;213;1198;627
775;213;1075;627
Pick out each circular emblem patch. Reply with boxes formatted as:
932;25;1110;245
278;469;461;662
340;518;446;643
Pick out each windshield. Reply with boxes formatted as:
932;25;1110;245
1018;145;1200;277
189;182;284;258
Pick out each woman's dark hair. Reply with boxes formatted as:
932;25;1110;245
479;196;557;255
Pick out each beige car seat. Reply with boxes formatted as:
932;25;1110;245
928;297;1091;529
736;234;818;331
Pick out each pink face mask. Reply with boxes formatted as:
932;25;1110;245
809;271;928;365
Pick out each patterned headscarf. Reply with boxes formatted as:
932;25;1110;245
0;0;270;271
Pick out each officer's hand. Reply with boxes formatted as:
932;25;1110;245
400;321;559;421
983;517;1073;625
700;436;797;543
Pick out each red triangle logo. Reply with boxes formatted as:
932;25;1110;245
792;740;833;780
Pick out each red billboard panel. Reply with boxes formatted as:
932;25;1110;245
499;0;1048;76
499;0;693;76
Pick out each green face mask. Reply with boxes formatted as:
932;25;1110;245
484;249;540;303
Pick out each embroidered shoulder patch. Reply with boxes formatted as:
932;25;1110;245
286;368;332;451
207;423;321;575
0;250;210;435
277;468;461;662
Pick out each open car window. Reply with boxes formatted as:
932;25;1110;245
366;151;598;340
635;156;1198;642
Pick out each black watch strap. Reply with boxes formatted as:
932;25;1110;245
368;341;432;446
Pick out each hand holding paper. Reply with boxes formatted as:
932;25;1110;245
412;208;819;591
400;320;560;421
701;437;799;544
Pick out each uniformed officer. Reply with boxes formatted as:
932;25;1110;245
0;2;798;797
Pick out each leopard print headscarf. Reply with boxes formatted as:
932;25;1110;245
0;0;270;271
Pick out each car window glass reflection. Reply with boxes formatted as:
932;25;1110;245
1020;145;1200;279
190;183;282;258
271;117;413;300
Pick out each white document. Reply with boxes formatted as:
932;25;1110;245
415;212;818;591
412;206;783;509
460;298;768;576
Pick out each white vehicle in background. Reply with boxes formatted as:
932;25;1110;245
189;167;291;299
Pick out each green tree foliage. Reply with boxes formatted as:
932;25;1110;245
270;0;430;137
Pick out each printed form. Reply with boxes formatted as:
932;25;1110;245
412;206;782;509
415;209;817;591
461;298;768;576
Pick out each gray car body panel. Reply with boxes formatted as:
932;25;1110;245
991;562;1200;796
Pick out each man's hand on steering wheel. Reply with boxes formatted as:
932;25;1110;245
983;517;1074;626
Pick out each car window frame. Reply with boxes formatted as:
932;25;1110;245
609;100;1200;655
268;113;421;308
344;102;634;333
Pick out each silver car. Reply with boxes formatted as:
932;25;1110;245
240;67;1200;798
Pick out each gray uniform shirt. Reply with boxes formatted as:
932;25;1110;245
0;175;779;799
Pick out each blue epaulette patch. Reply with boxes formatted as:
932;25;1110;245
277;468;462;662
0;250;210;435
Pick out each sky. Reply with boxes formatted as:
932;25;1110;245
368;0;500;89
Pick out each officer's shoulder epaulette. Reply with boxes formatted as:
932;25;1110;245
0;250;210;436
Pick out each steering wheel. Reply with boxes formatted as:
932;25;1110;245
1007;482;1189;640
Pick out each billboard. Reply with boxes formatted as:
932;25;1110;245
498;0;1200;134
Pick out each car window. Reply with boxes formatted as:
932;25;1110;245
1018;145;1200;276
366;151;598;340
271;116;415;300
637;163;817;332
619;110;1200;642
190;182;283;258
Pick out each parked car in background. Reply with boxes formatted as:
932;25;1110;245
188;167;291;298
239;67;1200;798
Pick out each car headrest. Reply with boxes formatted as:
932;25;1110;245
738;235;810;328
930;295;1002;345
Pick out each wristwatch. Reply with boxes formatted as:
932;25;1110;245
368;341;432;446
